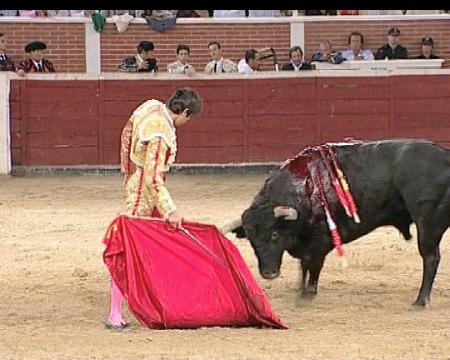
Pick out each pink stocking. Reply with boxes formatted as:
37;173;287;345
108;278;126;325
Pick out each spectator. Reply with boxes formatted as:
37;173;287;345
47;10;87;17
213;10;246;17
16;41;55;76
118;41;158;73
340;32;374;60
35;10;49;17
100;10;136;17
248;10;280;17
404;10;444;14
281;46;312;70
0;33;15;71
19;10;37;17
305;10;337;15
167;44;196;75
0;10;18;16
337;10;359;15
176;10;209;17
204;41;238;74
280;10;293;16
311;40;345;64
375;27;408;60
238;49;259;74
359;10;403;15
416;37;440;59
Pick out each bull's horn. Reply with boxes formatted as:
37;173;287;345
273;206;298;220
220;218;243;234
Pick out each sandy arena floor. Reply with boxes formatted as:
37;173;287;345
0;173;449;360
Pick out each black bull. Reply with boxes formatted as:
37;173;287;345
225;139;450;307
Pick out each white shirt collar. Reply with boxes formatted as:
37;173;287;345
32;59;42;67
291;60;301;71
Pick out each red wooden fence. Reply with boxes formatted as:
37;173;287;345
9;75;450;166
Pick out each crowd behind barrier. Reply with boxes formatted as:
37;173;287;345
0;11;447;76
0;10;449;17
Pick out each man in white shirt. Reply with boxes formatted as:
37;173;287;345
204;41;238;74
213;10;246;17
238;49;259;74
167;44;196;75
340;32;374;61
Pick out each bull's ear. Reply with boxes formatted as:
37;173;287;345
232;226;247;239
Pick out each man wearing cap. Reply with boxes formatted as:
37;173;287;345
417;37;440;59
16;41;55;76
118;41;158;73
375;27;408;60
0;33;15;71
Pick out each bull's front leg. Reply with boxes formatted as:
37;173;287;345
301;255;326;299
298;259;308;291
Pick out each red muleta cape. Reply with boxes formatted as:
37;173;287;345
103;215;287;329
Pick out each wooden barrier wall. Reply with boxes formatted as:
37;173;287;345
9;74;450;166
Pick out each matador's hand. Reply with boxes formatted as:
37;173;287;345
168;210;183;228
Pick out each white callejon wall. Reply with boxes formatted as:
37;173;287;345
0;72;11;174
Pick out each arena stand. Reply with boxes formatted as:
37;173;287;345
1;14;450;174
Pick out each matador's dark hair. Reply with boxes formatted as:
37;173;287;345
167;87;203;116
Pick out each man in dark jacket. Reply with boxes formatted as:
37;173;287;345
0;33;15;71
16;41;55;76
118;41;158;73
281;46;312;71
375;27;408;60
416;37;440;59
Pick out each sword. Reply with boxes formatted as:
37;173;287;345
179;226;229;269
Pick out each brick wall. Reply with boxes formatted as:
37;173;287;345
3;18;450;74
0;22;86;72
100;22;291;72
304;19;450;65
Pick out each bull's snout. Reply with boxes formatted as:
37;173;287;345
261;270;280;280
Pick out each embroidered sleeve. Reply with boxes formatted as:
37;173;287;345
45;60;56;72
143;137;176;218
16;60;30;73
118;58;138;72
120;120;133;174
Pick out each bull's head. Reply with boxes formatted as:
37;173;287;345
221;204;299;280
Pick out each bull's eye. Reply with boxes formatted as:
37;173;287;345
271;231;279;242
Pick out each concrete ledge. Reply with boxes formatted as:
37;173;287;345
10;163;280;176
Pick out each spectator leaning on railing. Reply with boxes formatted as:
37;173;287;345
16;41;55;76
311;40;345;64
238;49;259;74
118;41;158;73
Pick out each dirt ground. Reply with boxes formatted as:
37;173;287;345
0;173;449;360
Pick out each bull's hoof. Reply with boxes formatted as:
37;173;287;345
410;299;430;310
301;286;317;300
